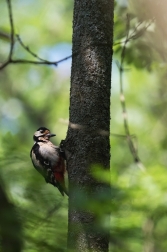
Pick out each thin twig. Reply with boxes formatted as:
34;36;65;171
111;133;136;139
0;0;14;70
7;0;14;60
116;14;149;168
0;58;64;69
10;55;72;66
16;34;51;63
113;19;153;47
0;0;72;70
0;61;10;70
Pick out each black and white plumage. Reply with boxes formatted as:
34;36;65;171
30;127;68;196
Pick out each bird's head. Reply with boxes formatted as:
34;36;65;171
33;127;56;142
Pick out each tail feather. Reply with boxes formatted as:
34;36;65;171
52;156;68;196
54;172;68;196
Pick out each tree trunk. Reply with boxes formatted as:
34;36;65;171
0;178;23;252
65;0;114;251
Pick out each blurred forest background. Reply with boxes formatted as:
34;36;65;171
0;0;167;251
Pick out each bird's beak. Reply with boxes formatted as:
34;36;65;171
46;133;56;138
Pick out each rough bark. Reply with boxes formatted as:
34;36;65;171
65;0;114;251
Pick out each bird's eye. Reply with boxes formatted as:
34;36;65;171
40;130;44;133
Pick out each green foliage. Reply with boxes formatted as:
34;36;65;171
1;0;167;251
0;1;71;251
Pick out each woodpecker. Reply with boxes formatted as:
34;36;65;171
30;127;68;196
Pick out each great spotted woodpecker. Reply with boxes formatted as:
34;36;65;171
30;127;68;196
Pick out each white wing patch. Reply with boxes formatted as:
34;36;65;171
31;151;43;170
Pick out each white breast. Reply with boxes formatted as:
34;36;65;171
38;141;59;166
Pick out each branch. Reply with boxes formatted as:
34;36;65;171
10;55;72;66
0;0;72;70
113;19;153;47
116;14;149;170
0;0;14;70
16;34;53;63
7;0;14;60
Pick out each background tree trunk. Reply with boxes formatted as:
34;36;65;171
0;178;22;252
65;0;114;251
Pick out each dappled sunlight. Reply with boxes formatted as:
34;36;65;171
0;0;167;251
